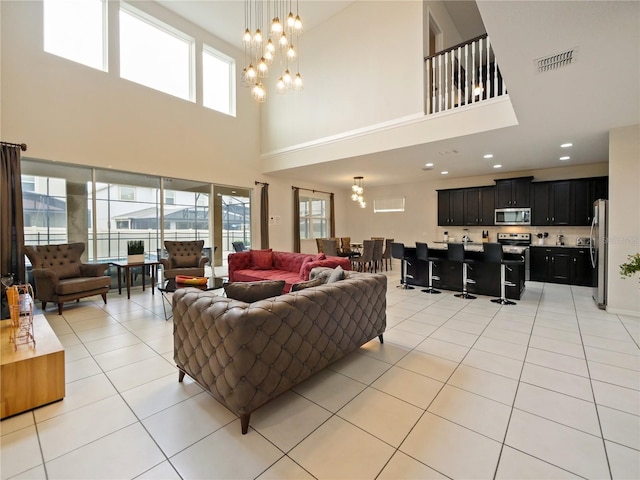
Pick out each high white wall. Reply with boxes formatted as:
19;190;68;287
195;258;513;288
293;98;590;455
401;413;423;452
0;0;344;251
261;1;425;154
344;162;609;246
607;125;640;316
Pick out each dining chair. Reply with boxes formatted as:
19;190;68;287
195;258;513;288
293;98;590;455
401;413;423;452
371;238;384;272
352;239;374;272
321;238;339;257
382;238;394;271
315;238;324;253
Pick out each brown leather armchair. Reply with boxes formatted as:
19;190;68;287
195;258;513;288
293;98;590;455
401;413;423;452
159;240;209;279
24;243;110;315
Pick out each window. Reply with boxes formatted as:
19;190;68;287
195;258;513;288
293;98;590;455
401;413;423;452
299;196;328;239
165;190;175;205
21;176;36;193
203;45;236;116
373;197;406;213
119;4;194;101
119;186;135;201
43;0;107;71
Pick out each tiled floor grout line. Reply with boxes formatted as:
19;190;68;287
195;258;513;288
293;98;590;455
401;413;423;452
572;288;614;480
491;280;542;480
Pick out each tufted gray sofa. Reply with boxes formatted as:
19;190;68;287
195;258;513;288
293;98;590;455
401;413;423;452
172;270;387;434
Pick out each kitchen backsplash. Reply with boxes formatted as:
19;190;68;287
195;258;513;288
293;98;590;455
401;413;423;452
437;225;592;246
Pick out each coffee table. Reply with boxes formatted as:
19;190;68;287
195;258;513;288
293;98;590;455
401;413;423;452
157;277;224;320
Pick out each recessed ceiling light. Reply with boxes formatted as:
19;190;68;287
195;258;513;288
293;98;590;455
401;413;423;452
425;162;434;167
441;171;449;175
560;143;573;148
483;154;493;159
559;156;570;161
493;164;502;169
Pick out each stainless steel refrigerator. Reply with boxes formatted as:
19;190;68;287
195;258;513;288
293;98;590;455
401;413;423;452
590;199;608;309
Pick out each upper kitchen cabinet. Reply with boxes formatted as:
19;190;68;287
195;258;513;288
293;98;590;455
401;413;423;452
463;187;495;226
438;189;465;226
532;177;609;226
494;177;532;208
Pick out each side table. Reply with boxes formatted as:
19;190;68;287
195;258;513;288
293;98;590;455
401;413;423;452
1;314;65;418
110;261;161;300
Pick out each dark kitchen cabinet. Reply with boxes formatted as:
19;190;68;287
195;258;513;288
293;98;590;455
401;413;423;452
532;177;608;226
463;187;495;226
495;177;532;208
438;189;464;226
530;247;595;286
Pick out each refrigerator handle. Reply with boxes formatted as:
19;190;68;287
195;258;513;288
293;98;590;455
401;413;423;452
589;215;597;268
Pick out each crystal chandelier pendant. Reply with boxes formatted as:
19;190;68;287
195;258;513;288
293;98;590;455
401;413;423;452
251;82;266;102
283;69;292;85
293;73;303;90
276;77;287;94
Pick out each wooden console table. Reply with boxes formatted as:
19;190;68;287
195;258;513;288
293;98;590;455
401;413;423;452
1;314;65;419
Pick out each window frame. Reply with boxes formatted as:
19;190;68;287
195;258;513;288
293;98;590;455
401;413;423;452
299;195;329;240
119;2;196;102
43;0;108;72
202;44;236;117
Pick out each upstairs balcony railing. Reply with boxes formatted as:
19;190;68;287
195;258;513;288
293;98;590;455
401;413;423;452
425;34;507;114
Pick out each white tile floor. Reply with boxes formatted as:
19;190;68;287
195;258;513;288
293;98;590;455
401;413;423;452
2;268;639;480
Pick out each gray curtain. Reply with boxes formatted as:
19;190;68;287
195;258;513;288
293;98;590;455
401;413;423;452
293;187;300;253
1;144;25;285
260;183;269;249
330;193;336;238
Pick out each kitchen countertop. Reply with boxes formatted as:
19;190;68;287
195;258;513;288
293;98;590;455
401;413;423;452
530;244;591;249
429;242;528;254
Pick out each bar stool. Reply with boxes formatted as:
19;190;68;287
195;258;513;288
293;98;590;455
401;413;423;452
448;243;476;299
483;242;523;305
391;242;414;290
415;242;440;294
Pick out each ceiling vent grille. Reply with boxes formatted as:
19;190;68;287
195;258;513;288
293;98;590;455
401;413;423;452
536;48;576;73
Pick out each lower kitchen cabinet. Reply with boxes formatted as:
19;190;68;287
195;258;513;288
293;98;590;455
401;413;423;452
530;246;595;286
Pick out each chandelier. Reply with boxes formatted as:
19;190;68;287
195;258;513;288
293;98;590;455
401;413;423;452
241;0;303;103
351;176;366;208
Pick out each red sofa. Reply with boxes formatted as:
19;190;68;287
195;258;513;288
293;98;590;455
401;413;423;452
228;249;351;292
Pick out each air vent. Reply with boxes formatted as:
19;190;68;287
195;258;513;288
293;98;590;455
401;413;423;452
536;48;576;73
373;197;405;213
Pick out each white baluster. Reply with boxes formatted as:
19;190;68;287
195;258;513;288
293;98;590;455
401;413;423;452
431;57;437;113
478;37;483;102
471;41;476;104
464;43;469;105
457;46;462;108
438;54;442;112
486;36;491;98
444;52;449;110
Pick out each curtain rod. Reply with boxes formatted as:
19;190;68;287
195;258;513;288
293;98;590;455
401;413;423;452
254;181;269;186
292;186;333;196
1;141;27;151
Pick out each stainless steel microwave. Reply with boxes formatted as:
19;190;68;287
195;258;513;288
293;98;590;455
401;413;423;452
495;207;531;225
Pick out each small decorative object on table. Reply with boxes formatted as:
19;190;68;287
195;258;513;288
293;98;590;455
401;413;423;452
127;240;145;263
6;284;36;350
536;232;548;245
175;275;208;286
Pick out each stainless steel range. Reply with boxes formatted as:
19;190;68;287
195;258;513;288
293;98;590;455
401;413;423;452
497;233;532;281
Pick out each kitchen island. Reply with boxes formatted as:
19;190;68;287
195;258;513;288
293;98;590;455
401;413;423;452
404;243;527;300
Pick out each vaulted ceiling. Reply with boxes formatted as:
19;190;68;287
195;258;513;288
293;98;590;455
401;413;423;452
159;1;639;186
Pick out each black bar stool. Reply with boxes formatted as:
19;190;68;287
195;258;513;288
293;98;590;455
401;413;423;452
448;243;476;299
391;242;414;290
483;242;523;305
415;242;441;294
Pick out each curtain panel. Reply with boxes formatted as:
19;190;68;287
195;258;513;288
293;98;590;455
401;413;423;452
330;193;336;237
1;145;26;284
292;187;300;253
259;183;269;249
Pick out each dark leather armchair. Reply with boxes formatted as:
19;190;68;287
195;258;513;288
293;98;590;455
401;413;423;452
24;242;110;315
159;240;209;279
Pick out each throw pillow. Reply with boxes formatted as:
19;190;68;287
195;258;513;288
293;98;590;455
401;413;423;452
250;249;273;269
290;277;323;292
326;265;345;284
224;280;285;303
174;255;198;268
